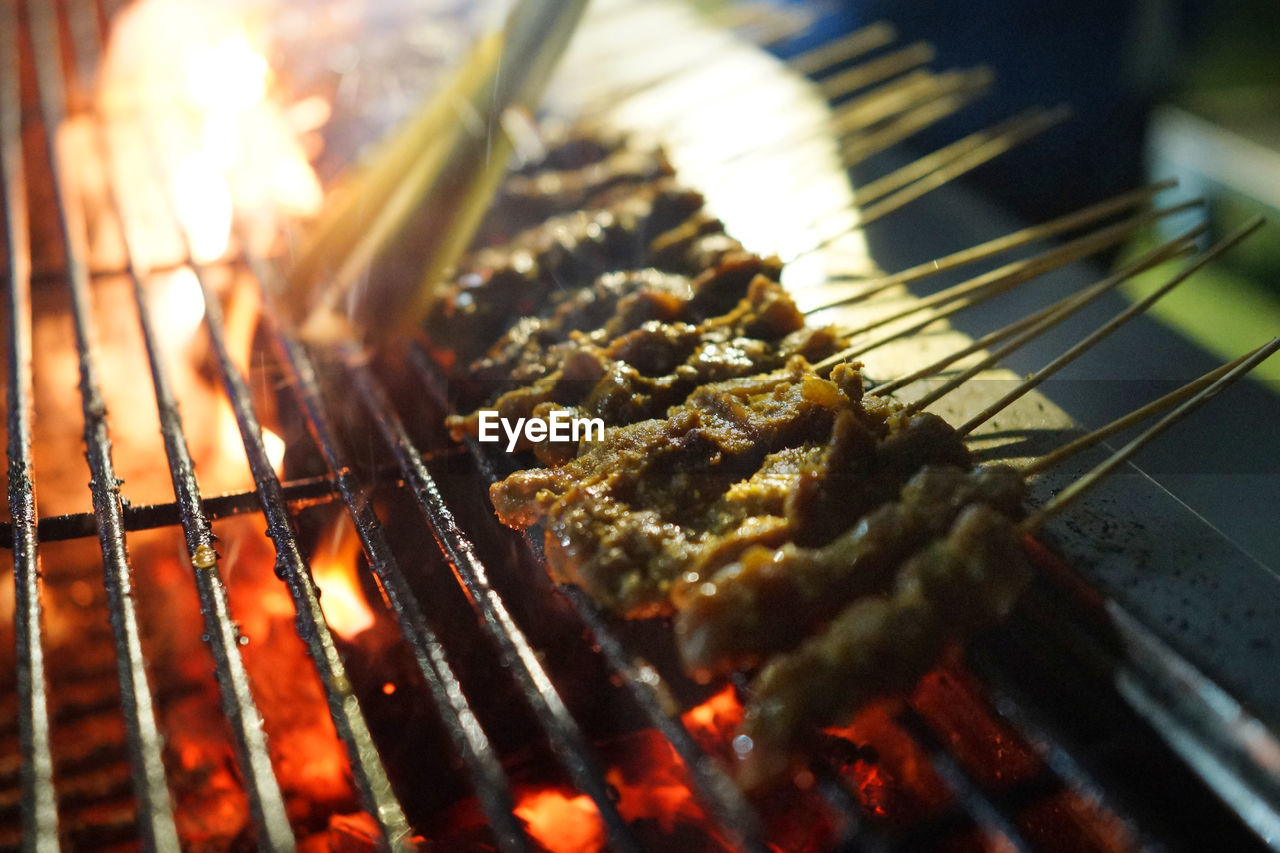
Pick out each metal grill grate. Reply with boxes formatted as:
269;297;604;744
1;1;1276;851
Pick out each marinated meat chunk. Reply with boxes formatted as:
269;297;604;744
469;252;782;388
423;181;707;367
449;275;844;445
490;362;974;617
675;464;1027;675
494;146;675;232
737;503;1033;785
489;361;859;530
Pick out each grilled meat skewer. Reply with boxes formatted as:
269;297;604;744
675;463;1026;677
491;362;969;616
738;503;1032;786
449;275;846;453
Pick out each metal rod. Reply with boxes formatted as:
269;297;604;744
95;147;297;853
344;353;642;853
0;0;59;846
243;247;529;851
438;352;784;852
156;203;416;848
896;708;1037;853
24;1;182;847
0;474;368;548
58;7;295;844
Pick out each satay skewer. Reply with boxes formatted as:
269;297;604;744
583;21;897;115
808;200;1198;342
894;221;1258;420
1022;341;1274;477
1021;332;1280;532
867;224;1206;395
794;107;1069;258
789;21;900;77
953;217;1265;435
804;180;1176;295
826;227;1199;372
701;68;990;181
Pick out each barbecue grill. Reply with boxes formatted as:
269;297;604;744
3;0;1279;850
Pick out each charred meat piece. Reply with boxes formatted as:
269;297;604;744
469;252;783;388
675;464;1027;676
492;145;676;235
737;503;1033;785
491;363;971;617
490;361;863;530
449;275;845;446
423;180;710;368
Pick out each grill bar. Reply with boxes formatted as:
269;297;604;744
344;356;642;853
559;581;771;852
91;129;298;853
0;1;59;847
56;10;297;845
242;248;530;851
0;472;365;547
24;0;182;847
168;245;414;845
895;708;1036;852
440;358;772;851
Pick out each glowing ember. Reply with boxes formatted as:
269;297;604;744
682;685;744;744
310;514;377;640
514;789;605;853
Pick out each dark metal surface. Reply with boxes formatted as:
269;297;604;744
0;1;59;847
345;352;643;853
245;248;529;852
24;1;181;846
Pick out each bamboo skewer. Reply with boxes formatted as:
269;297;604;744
819;42;937;100
789;21;898;77
837;76;994;168
1022;344;1266;477
792;107;1050;242
797;106;1069;258
811;180;1175;295
954;217;1265;435
813;226;1196;376
867;226;1204;396
702;68;990;182
809;200;1196;341
858;105;1071;225
1021;334;1280;533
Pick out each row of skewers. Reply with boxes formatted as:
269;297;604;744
411;120;1279;786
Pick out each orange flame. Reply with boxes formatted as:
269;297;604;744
98;0;322;266
310;514;376;640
